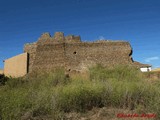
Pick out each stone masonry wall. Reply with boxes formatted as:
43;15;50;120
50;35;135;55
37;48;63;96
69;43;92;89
31;43;65;72
65;42;132;72
24;43;37;72
24;32;133;74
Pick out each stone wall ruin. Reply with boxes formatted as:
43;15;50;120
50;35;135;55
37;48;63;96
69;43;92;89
2;31;151;77
24;32;135;74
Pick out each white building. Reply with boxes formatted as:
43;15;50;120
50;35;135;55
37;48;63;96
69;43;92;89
134;61;151;72
140;67;152;72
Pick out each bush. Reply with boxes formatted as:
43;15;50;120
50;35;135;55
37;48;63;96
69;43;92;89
0;74;9;86
89;64;143;82
5;77;27;88
57;80;106;112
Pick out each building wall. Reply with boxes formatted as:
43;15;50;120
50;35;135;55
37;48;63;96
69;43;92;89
4;53;28;77
0;69;3;74
140;67;152;72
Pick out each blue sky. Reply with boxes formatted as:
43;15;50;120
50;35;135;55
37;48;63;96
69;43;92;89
0;0;160;69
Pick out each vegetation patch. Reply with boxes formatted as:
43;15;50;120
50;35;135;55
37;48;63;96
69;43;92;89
0;66;160;120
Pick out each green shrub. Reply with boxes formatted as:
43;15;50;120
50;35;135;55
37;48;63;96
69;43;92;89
5;77;28;88
0;87;31;119
89;64;143;82
56;80;106;112
0;66;160;119
27;68;69;87
0;74;9;86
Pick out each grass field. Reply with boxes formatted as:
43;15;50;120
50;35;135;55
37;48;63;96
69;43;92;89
152;68;160;72
0;65;160;120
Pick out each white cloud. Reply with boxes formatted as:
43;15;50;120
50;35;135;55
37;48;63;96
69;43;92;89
145;56;159;62
99;36;105;40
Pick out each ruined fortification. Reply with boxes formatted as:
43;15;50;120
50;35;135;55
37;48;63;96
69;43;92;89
23;32;134;74
4;32;151;77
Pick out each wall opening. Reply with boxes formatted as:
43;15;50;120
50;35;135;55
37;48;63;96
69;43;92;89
73;51;77;54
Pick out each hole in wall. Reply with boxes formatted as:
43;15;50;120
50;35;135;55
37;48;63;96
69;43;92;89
73;51;77;54
68;69;71;71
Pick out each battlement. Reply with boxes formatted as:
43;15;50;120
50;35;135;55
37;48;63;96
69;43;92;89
40;32;51;39
36;32;81;45
65;35;81;43
53;32;65;41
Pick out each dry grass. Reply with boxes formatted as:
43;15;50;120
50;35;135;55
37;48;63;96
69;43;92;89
152;68;160;72
0;66;160;120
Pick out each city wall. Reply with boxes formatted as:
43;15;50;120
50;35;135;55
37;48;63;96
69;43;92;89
3;32;151;77
24;32;133;74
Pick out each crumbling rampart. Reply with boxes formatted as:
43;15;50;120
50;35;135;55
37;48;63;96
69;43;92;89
24;43;37;72
24;32;133;73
